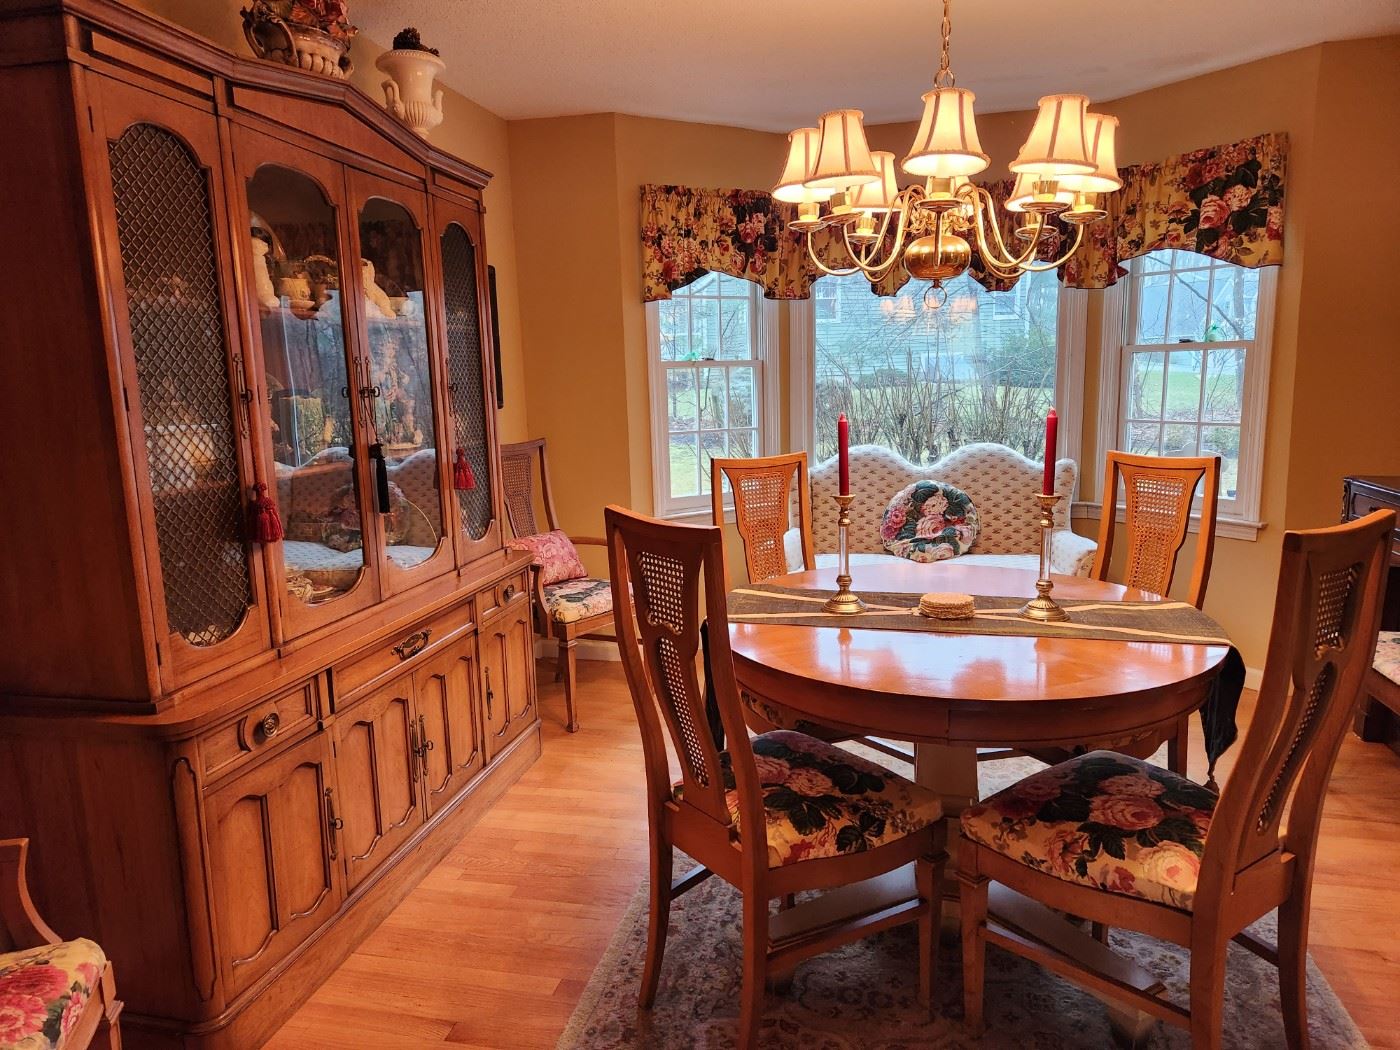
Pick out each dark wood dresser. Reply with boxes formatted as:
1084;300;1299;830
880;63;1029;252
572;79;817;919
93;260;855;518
1346;476;1400;752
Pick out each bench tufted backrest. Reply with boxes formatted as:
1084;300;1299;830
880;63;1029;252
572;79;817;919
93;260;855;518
808;443;1077;555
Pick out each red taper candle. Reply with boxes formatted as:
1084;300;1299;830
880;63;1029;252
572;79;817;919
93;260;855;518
837;413;850;496
1042;408;1058;495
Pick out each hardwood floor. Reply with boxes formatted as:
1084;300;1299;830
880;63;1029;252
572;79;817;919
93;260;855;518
268;658;1400;1049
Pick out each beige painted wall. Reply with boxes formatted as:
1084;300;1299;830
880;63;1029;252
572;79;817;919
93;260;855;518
125;0;531;444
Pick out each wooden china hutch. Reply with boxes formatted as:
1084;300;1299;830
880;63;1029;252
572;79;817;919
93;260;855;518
0;1;539;1046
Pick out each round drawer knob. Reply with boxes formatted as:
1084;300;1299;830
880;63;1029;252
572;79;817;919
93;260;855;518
259;712;281;740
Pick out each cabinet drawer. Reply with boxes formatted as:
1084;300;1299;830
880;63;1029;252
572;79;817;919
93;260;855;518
331;602;472;706
200;680;320;784
475;569;531;623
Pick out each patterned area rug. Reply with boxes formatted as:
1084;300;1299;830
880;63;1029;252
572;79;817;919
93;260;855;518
558;756;1369;1049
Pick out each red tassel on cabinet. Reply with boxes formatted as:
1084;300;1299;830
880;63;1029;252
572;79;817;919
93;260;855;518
453;449;476;491
251;483;284;543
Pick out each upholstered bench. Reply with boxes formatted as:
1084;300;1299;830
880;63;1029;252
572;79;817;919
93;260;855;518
797;443;1097;577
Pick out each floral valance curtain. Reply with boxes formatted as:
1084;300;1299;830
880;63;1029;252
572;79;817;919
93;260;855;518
640;131;1286;301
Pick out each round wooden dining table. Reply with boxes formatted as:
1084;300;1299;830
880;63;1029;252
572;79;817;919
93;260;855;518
728;559;1231;812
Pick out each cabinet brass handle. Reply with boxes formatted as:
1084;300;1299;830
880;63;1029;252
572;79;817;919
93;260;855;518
324;788;344;860
392;629;431;660
502;584;516;602
259;712;281;740
408;720;421;781
484;667;494;722
417;714;435;762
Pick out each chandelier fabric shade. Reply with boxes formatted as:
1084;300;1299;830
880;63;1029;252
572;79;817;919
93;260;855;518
1010;94;1096;176
1061;113;1124;194
806;109;880;190
773;127;834;203
902;87;989;177
849;151;901;212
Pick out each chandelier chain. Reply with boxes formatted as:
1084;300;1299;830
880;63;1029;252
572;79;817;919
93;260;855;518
935;0;955;88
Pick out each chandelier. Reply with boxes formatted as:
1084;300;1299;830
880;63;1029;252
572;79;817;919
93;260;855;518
774;0;1121;304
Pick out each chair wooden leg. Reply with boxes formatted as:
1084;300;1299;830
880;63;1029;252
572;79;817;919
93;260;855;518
737;888;770;1050
916;848;944;1014
1167;715;1190;778
1277;892;1311;1050
638;830;673;1009
560;637;580;732
957;849;988;1034
1188;933;1229;1050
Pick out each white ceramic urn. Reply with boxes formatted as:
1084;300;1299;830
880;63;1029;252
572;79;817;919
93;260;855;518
376;47;446;138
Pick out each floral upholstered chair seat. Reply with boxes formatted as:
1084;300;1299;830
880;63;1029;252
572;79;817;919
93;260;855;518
0;938;106;1049
1375;631;1400;685
674;730;944;868
542;578;614;624
961;750;1219;910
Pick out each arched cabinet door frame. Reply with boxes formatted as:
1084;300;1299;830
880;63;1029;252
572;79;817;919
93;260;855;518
89;73;273;691
226;125;383;642
344;168;457;596
426;192;504;567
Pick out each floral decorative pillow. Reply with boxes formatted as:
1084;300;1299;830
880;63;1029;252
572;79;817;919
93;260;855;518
880;480;979;563
508;530;588;585
321;482;411;553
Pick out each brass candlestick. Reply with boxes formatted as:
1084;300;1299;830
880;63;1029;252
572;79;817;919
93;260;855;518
1019;491;1069;622
823;493;866;615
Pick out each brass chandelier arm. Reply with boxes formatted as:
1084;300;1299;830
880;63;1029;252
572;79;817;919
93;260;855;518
842;204;911;280
804;236;862;278
967;185;1044;273
1013;222;1087;272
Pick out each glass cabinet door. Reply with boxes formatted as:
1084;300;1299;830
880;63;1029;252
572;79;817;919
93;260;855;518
96;76;271;687
432;197;500;563
233;129;379;637
350;175;451;589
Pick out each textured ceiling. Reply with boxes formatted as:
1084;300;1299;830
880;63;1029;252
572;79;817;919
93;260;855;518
357;0;1400;130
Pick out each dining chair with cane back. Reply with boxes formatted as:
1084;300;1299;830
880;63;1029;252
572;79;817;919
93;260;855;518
1074;450;1222;776
500;437;617;732
710;452;925;763
958;509;1396;1049
605;505;947;1050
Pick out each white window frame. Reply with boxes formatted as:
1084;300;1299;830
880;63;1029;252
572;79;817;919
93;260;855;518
645;277;779;519
793;279;1087;490
1089;253;1276;540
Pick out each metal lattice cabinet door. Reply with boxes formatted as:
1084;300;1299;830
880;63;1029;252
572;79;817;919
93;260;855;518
104;106;268;678
440;221;495;545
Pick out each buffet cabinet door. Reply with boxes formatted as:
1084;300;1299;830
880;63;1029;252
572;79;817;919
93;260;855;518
331;679;424;891
346;169;456;597
413;633;485;817
228;125;382;642
428;195;502;567
91;75;272;688
480;596;538;760
205;732;344;999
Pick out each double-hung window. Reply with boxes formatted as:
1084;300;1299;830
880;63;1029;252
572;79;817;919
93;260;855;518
646;273;776;516
1109;249;1276;525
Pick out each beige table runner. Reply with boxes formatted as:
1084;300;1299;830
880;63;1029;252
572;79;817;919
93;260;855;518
727;583;1230;646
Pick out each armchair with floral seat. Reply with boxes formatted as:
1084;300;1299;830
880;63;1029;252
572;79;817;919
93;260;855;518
804;443;1097;576
500;438;618;733
0;839;121;1050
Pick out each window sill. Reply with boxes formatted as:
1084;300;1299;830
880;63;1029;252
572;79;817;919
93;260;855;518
658;505;718;523
1070;501;1265;542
